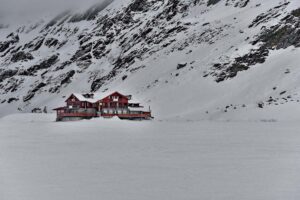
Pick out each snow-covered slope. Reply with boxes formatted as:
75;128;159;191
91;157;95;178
0;0;299;120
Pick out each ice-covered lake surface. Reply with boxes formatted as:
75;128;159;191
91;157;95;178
0;113;300;200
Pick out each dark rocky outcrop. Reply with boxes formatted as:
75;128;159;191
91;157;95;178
71;42;93;61
44;38;59;48
177;63;187;70
54;61;72;71
207;0;222;6
212;8;300;82
0;70;18;83
27;54;59;74
252;17;300;49
11;51;34;62
249;2;289;28
8;97;19;103
0;34;19;52
0;41;11;52
126;0;151;12
234;0;250;8
60;70;75;85
23;37;45;51
23;82;47;102
291;8;300;17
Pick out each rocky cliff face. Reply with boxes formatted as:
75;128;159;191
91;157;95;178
0;0;299;119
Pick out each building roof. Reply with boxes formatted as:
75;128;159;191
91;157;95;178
100;91;129;101
68;91;129;104
72;93;99;103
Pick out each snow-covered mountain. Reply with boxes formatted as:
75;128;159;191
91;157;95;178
0;0;299;120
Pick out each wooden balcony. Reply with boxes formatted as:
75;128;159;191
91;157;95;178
101;112;153;120
57;112;97;118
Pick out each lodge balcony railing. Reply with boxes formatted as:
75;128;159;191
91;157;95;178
57;112;97;118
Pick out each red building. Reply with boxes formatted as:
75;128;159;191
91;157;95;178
53;93;98;121
53;92;152;121
98;92;152;120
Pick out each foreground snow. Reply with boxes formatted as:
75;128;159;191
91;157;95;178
0;114;300;200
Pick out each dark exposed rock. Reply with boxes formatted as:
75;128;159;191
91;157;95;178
33;38;45;51
58;40;68;49
32;108;42;113
0;70;18;83
92;40;106;59
60;70;75;85
225;63;249;78
10;46;22;54
211;8;300;82
8;97;19;103
141;27;153;38
127;0;148;12
280;91;287;95
234;0;250;8
11;51;34;62
71;42;93;61
177;63;187;70
23;37;45;51
23;93;35;102
161;0;182;21
126;0;159;13
18;69;34;76
0;34;19;53
114;50;142;69
167;26;188;34
44;38;59;48
2;77;24;93
258;102;264;108
122;75;128;81
27;54;59;74
32;82;47;93
291;8;300;17
49;85;60;93
91;77;105;92
54;61;72;71
234;47;269;65
253;20;300;49
78;53;92;62
23;82;47;102
249;2;289;28
207;0;222;6
0;41;11;52
91;48;147;92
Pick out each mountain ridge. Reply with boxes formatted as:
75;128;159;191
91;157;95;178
0;0;299;120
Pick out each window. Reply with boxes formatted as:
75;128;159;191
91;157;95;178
112;96;119;102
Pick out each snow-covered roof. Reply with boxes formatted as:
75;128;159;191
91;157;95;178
72;93;100;103
70;91;132;103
